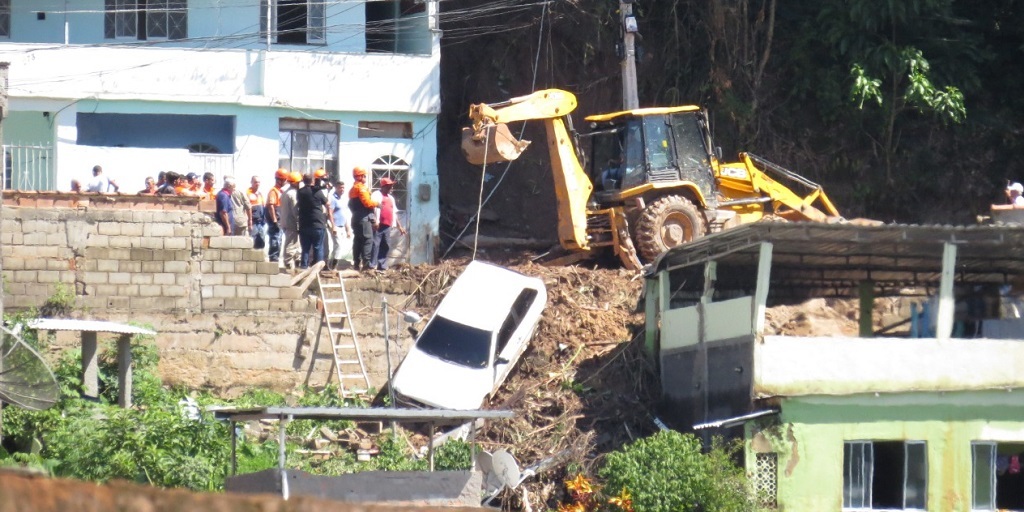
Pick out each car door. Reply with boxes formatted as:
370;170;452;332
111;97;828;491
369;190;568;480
491;288;541;393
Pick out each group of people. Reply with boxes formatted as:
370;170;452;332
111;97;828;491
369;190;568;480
74;163;404;272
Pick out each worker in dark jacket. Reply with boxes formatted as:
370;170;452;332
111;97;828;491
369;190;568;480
348;166;379;271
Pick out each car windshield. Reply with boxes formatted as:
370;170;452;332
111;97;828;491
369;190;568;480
414;316;492;369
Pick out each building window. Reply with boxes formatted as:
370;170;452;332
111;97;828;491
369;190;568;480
358;121;413;139
843;441;927;510
370;155;409;211
0;0;10;38
753;452;778;508
972;442;1024;511
104;0;187;40
278;119;338;179
261;0;325;45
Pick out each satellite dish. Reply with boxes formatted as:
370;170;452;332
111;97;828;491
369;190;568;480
0;324;59;410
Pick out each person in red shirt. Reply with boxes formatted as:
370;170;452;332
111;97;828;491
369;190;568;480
348;166;379;271
371;177;406;271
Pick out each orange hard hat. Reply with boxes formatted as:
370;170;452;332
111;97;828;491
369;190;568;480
352;166;368;177
275;168;289;180
289;172;302;183
314;168;327;179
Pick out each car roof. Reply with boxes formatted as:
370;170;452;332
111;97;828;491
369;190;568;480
433;261;545;331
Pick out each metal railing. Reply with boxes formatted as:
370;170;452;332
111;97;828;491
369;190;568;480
3;144;54;191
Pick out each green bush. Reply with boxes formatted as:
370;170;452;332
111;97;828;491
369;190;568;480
598;430;751;512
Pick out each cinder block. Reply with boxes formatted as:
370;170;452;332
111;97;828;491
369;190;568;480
131;273;154;285
108;272;131;285
269;273;292;287
4;257;25;270
225;274;246;286
37;270;59;283
169;250;191;261
97;222;121;236
130;297;161;309
176;274;193;286
5;282;25;296
222;250;242;262
213;285;236;298
164;261;189;273
200;260;213;273
203;297;225;310
279;287;307;300
106;297;130;309
144;223;175;237
213;261;234;273
46;259;71;271
15;270;40;282
224;298;249;310
24;283;51;296
246;274;270;287
92;284;119;297
230;236;254;249
235;261;256;274
131;249;154;262
172;226;192;237
24;259;46;270
141;261;163;273
164;238;189;250
209;237;233;249
268;300;292;311
138;284;162;296
202;225;222;237
153;273;176;285
245;250;266;262
45;233;65;246
201;273;224;286
30;246;60;258
201;286;214;299
117;285;140;296
235;286;258;299
257;286;281;299
119;260;142;273
120;223;144;236
96;259;118;272
85;235;110;248
59;271;76;283
162;285;186;297
203;249;221;261
23;232;47;245
247;299;270;310
108;236;132;249
141;237;164;250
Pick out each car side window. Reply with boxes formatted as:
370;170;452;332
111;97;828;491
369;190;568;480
495;288;539;357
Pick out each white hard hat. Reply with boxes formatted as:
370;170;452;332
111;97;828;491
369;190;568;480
1009;182;1024;193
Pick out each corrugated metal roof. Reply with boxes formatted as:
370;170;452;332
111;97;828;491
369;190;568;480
27;318;156;335
648;222;1024;298
212;406;514;423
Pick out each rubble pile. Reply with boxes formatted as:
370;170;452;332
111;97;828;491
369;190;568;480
392;257;653;508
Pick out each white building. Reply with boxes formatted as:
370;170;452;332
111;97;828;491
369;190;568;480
0;0;441;264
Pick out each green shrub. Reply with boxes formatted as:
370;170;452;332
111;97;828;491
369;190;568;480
598;431;751;512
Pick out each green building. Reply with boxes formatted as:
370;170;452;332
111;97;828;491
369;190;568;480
644;223;1024;510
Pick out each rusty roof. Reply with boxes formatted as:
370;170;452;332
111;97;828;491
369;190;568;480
648;222;1024;299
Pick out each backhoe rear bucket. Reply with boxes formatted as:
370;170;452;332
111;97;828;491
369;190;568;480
461;124;531;165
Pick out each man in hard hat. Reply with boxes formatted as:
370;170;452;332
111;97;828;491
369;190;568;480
994;182;1024;210
266;168;289;262
348;166;379;271
279;171;303;271
370;177;406;271
247;175;267;249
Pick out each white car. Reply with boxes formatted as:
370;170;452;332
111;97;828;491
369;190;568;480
392;261;547;409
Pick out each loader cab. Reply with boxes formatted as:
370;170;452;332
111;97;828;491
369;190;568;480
585;107;719;204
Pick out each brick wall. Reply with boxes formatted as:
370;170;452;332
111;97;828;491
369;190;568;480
1;192;417;397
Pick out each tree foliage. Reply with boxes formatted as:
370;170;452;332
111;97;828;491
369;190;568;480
598;431;750;512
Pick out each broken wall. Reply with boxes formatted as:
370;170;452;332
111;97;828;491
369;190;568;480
1;192;416;396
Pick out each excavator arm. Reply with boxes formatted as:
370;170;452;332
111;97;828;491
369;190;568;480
739;152;841;222
461;89;596;254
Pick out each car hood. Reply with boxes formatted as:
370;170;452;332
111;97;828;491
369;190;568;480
392;348;491;410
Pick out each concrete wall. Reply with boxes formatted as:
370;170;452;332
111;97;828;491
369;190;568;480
748;392;1024;511
1;197;418;396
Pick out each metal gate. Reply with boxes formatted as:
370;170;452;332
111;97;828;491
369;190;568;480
4;144;54;191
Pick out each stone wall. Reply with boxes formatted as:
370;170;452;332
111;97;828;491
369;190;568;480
1;192;417;397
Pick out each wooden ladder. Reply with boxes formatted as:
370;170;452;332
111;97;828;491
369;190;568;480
314;271;370;399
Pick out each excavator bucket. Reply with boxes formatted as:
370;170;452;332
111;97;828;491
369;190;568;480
461;124;531;165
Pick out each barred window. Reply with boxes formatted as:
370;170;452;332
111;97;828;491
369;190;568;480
105;0;187;41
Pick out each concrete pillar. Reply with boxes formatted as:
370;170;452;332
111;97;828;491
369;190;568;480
117;334;132;408
937;242;958;340
81;331;98;399
753;242;773;335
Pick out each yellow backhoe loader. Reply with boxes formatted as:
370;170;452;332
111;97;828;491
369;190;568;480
461;89;842;270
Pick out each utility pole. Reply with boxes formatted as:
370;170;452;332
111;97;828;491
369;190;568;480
620;0;639;110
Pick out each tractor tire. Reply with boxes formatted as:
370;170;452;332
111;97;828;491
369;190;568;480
634;195;707;263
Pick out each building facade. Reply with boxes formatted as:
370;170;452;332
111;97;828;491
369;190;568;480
645;223;1024;511
0;0;441;264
